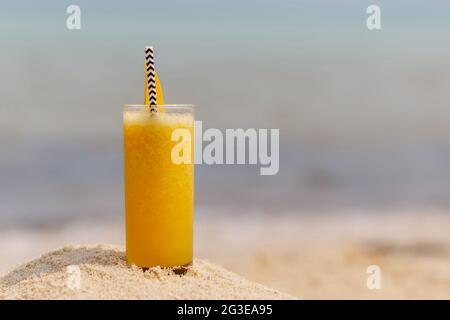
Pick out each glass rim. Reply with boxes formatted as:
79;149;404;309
123;104;195;111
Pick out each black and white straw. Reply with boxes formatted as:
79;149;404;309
145;46;157;112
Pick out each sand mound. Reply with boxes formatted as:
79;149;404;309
0;244;294;300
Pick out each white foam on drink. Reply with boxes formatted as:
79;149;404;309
124;110;194;127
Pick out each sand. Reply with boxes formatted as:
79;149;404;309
1;211;449;299
0;244;294;300
199;212;450;299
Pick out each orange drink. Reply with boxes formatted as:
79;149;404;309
123;105;194;267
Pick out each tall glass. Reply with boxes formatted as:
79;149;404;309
123;105;194;268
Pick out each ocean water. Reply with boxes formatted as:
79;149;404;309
1;137;450;227
1;1;450;226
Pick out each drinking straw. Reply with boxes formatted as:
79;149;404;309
145;46;157;112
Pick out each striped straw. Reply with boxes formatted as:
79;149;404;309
145;46;157;112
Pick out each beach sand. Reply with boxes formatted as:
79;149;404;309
0;244;293;300
200;212;450;299
1;211;449;299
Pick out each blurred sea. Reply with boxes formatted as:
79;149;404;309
1;1;450;227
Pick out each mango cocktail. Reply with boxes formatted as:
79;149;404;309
123;105;194;267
